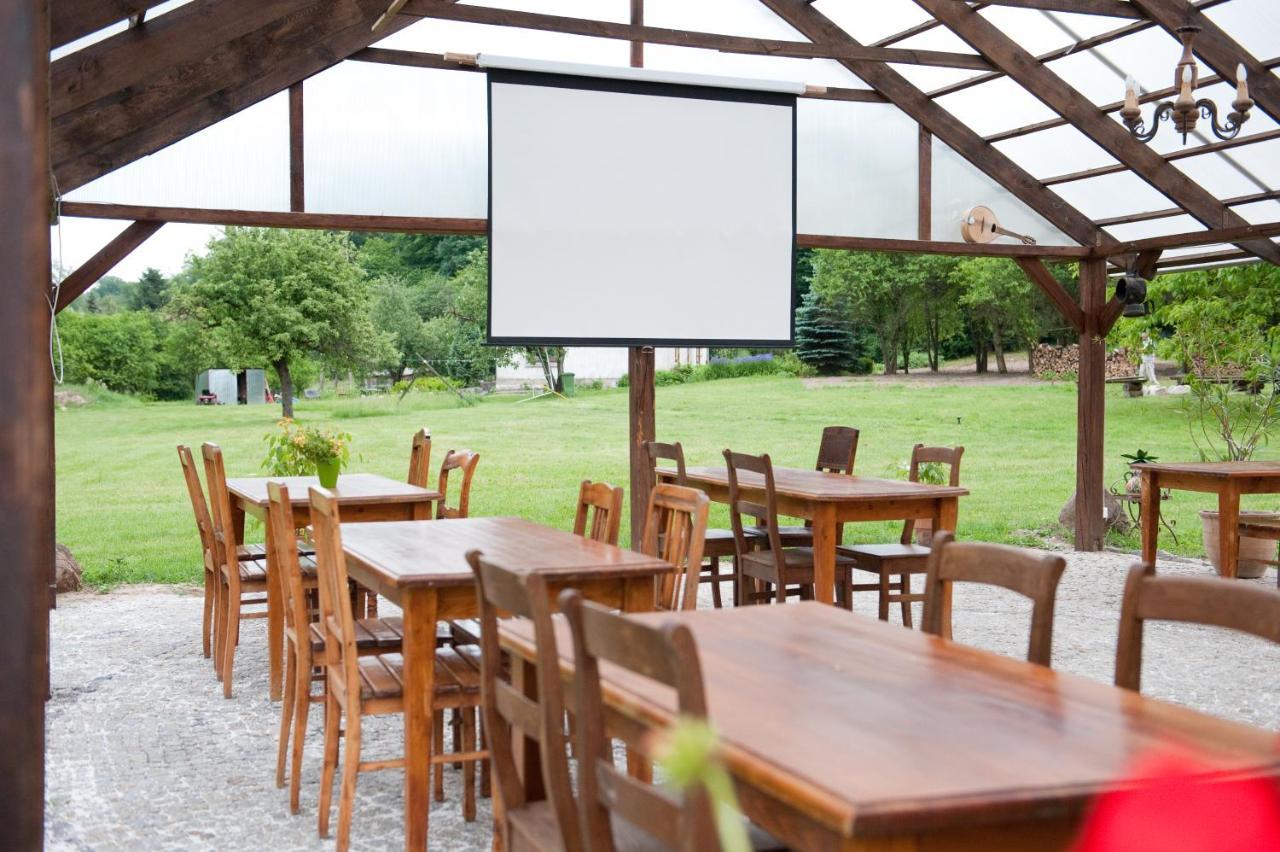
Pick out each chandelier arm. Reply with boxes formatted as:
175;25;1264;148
1127;101;1173;143
1196;98;1242;141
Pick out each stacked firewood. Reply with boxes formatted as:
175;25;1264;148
1030;344;1137;378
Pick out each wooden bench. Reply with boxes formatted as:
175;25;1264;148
1106;375;1146;398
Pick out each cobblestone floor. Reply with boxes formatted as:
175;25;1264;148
47;550;1278;850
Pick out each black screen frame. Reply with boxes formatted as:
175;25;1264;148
485;67;798;348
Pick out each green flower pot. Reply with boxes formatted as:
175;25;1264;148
315;458;341;489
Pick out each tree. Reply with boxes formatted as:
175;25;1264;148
951;258;1038;374
369;277;428;384
175;228;388;416
128;267;169;312
523;346;567;392
417;248;510;387
910;255;961;371
810;250;921;374
794;291;859;374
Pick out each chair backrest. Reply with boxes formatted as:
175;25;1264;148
200;443;238;587
309;487;362;710
437;449;480;519
641;484;710;611
723;449;783;556
407;428;432;488
1115;563;1280;692
177;445;217;574
921;532;1067;667
464;550;581;851
573;480;624;546
645;440;688;488
816;426;859;474
902;444;965;544
266;481;310;642
560;590;718;852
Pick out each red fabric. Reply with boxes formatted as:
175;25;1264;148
1073;748;1280;852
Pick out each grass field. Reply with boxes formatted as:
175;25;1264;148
55;376;1280;587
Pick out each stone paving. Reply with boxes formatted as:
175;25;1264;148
47;550;1278;850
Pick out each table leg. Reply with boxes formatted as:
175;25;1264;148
621;577;656;783
402;588;439;852
811;503;837;605
263;513;283;701
1218;485;1240;579
1140;470;1159;567
934;497;959;640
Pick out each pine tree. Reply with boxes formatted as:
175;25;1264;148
794;291;860;375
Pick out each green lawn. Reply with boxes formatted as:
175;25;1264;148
55;377;1279;587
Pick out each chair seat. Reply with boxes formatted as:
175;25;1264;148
237;558;269;583
449;618;482;646
507;799;785;852
773;524;814;545
354;647;484;701
236;538;315;562
741;547;857;583
310;616;404;653
838;543;933;567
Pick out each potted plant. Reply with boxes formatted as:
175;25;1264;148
1173;307;1280;578
262;418;352;488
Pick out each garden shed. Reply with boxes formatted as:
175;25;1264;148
3;0;1279;845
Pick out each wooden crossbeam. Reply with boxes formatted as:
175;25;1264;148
1155;247;1256;268
976;0;1143;17
759;0;1111;251
54;220;164;312
1014;258;1085;333
398;1;994;69
1129;0;1280;127
1108;220;1280;254
51;0;169;49
917;0;1280;266
1095;189;1280;228
52;0;416;192
797;233;1092;258
58;201;488;236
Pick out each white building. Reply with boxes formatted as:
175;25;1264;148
496;347;708;390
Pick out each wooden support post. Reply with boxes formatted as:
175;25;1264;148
0;0;52;846
1075;259;1107;552
288;81;303;212
628;347;655;550
629;0;643;68
917;125;931;240
54;220;164;312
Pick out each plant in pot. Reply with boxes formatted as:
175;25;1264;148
262;418;352;488
1172;304;1280;578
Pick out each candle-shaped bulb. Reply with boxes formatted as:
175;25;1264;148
1237;63;1249;101
1180;64;1193;98
1124;75;1138;110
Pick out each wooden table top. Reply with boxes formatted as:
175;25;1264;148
226;473;440;507
503;602;1280;838
660;465;969;502
1131;461;1280;479
341;517;671;590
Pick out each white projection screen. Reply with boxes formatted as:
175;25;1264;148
487;68;797;346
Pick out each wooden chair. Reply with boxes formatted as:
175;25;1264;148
921;532;1067;667
407;427;432;488
464;549;583;852
177;445;227;662
647;441;760;608
724;449;857;605
838;444;964;625
437;449;480;519
774;425;861;547
310;487;486;850
560;590;784;851
573;480;624;545
640;483;710;611
1115;563;1280;692
202;442;276;698
268;481;409;813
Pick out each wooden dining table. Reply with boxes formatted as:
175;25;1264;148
502;601;1280;851
340;516;672;852
1134;460;1280;579
658;465;968;605
226;473;439;700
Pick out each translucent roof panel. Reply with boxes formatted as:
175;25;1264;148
1175;140;1280;201
934;76;1058;139
304;63;486;219
642;45;863;89
644;0;806;40
1232;199;1280;224
1205;0;1280;61
931;138;1070;245
811;0;929;46
798;102;917;239
977;6;1126;58
1050;28;1176;107
995;124;1116;180
888;26;982;93
1103;214;1203;243
64;92;289;210
1050;170;1176;222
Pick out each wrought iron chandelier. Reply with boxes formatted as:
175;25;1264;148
1120;25;1253;144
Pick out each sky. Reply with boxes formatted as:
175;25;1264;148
47;0;1280;284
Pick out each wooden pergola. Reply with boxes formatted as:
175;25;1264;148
3;0;1278;843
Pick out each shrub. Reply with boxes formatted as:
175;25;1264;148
390;376;447;395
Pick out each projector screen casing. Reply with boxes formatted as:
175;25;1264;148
487;69;797;347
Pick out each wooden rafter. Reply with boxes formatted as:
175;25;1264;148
51;0;169;49
1014;258;1086;333
1129;0;1280;127
917;0;1280;265
397;1;994;70
976;0;1143;18
758;0;1113;250
54;220;164;312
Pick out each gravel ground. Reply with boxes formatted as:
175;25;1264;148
46;550;1278;851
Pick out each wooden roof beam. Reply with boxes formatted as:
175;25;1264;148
1095;188;1280;227
758;0;1113;250
917;0;1280;265
54;220;164;312
51;0;170;49
397;1;994;69
59;201;488;236
1106;220;1280;254
797;233;1093;258
976;1;1143;18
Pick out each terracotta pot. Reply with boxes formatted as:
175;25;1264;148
1199;510;1277;580
913;517;933;547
